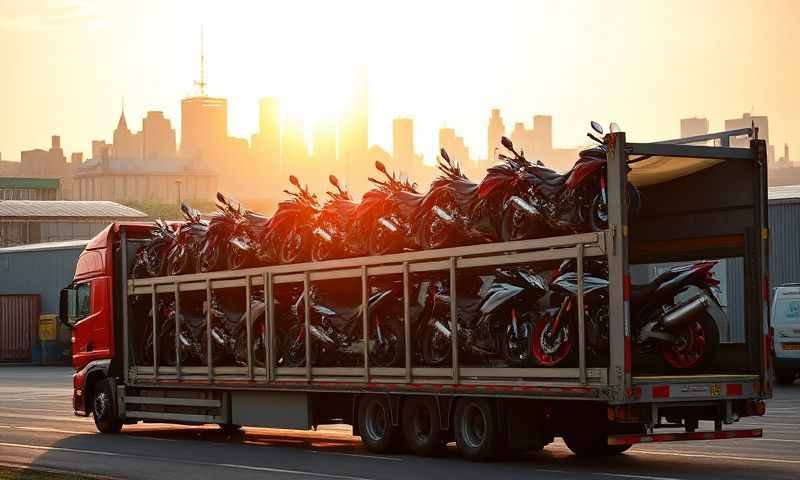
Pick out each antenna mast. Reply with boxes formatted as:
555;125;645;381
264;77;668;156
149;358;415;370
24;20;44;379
194;26;207;96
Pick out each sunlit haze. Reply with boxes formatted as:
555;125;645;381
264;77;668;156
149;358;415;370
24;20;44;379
1;0;799;182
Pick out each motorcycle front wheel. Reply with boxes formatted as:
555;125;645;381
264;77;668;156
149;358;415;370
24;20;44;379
368;224;404;256
421;320;452;367
311;238;339;262
197;242;225;273
282;323;318;367
587;183;640;232
501;320;534;367
419;209;459;250
500;205;548;242
531;314;575;367
167;248;192;276
370;317;404;368
279;228;312;264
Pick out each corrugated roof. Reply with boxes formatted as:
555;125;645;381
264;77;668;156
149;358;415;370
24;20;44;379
0;177;60;189
768;185;800;202
0;239;89;253
0;200;147;218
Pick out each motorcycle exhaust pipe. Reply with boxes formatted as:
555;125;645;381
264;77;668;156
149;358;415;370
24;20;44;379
508;195;538;215
432;206;456;224
211;327;226;345
309;325;336;345
433;320;452;338
313;227;333;243
660;295;711;329
378;217;399;232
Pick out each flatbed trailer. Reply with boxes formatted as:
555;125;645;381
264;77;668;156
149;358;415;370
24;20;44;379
64;130;772;460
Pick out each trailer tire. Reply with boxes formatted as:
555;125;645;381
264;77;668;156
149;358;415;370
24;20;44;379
454;397;499;462
563;423;643;456
358;396;400;454
402;397;445;457
92;378;122;434
776;370;796;385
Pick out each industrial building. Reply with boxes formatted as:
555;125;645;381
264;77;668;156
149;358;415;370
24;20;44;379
0;200;147;247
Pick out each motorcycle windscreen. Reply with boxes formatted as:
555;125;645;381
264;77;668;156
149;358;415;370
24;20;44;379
628;156;724;187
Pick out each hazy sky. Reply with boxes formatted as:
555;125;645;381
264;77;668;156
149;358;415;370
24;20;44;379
1;0;798;165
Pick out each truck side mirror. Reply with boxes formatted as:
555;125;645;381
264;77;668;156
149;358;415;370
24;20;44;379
59;287;77;328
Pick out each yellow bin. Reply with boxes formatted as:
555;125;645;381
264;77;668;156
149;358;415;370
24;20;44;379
39;314;58;342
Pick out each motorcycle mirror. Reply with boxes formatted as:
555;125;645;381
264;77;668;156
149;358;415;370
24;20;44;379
216;192;226;204
440;148;450;162
609;122;620;133
501;136;514;152
590;121;604;135
180;201;190;216
289;175;300;187
374;161;387;174
587;132;604;144
329;175;339;188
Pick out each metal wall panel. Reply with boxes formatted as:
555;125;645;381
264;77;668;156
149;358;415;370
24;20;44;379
769;201;800;289
0;295;39;362
0;245;84;314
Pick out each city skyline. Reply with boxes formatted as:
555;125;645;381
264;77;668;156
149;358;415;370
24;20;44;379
1;0;798;168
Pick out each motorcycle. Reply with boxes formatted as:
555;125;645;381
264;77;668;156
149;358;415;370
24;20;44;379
499;122;641;241
311;175;359;261
418;268;548;367
141;296;208;366
166;202;208;276
131;218;175;278
226;205;271;270
204;293;271;367
368;161;427;255
196;192;240;273
268;175;321;265
281;281;405;368
533;259;723;372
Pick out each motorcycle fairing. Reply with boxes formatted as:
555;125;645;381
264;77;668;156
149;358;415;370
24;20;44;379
552;272;610;296
480;283;524;315
565;158;606;190
477;164;518;199
354;189;388;221
268;200;314;235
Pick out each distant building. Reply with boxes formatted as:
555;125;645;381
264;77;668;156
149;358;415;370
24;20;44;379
282;114;308;178
725;113;774;164
680;117;709;138
112;110;143;162
20;136;67;178
142;111;176;163
0;200;147;247
487;109;505;162
532;115;553;157
312;119;338;188
180;96;228;170
73;168;217;204
339;67;369;188
439;127;470;166
392;118;415;176
251;97;281;176
0;177;60;200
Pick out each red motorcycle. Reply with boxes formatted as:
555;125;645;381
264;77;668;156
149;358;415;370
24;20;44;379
311;175;359;261
499;122;640;241
166;202;208;276
196;192;240;273
367;161;428;255
266;175;320;264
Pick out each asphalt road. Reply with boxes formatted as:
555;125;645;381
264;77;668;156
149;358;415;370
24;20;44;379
0;367;797;480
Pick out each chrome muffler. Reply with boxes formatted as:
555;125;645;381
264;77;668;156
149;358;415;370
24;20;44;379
432;205;456;224
508;195;538;215
660;293;721;329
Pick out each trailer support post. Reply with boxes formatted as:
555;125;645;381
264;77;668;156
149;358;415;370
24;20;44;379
304;272;311;381
246;276;253;380
151;284;158;380
403;261;412;383
577;243;586;385
120;228;129;384
449;257;459;383
175;282;181;380
362;265;370;382
206;279;213;382
266;272;274;382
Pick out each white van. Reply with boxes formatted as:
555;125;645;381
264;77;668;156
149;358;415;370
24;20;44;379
772;284;800;384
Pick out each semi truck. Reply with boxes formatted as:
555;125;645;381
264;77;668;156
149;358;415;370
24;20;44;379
60;130;771;461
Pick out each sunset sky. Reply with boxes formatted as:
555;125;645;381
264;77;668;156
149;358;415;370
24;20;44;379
1;0;798;165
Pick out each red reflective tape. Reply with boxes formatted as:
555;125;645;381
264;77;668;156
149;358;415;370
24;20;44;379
623;275;631;301
608;428;762;446
652;385;670;398
763;276;770;302
726;383;743;396
624;335;631;373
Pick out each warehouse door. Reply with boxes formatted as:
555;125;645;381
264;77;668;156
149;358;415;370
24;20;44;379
0;295;40;362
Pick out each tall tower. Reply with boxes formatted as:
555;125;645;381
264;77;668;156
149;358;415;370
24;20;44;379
339;66;369;187
142;111;176;162
532;115;553;158
252;97;281;175
487;109;505;162
392;118;414;176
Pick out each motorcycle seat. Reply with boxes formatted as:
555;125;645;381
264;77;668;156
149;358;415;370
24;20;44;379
578;147;607;160
630;269;681;304
245;212;270;225
450;180;479;206
457;296;483;315
395;191;425;216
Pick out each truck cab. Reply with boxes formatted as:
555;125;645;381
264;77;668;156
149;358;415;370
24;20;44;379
772;283;800;384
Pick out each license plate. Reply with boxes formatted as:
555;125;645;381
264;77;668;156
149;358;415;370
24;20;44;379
783;343;800;351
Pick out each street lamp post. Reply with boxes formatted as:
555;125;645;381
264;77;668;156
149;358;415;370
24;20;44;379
175;180;183;209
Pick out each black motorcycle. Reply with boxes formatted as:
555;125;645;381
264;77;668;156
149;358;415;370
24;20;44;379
533;259;723;372
166;202;208;276
196;193;240;273
418;268;548;367
142;296;208;366
281;282;405;368
131;218;175;278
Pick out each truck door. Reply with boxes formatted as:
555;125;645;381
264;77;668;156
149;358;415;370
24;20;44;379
62;277;112;369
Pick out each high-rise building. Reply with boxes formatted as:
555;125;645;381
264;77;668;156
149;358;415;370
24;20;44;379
680;117;709;138
532;115;553;157
392;118;415;175
510;122;533;157
487;109;505;162
725;113;773;163
142;111;176;162
20;135;67;178
282;114;308;179
112;109;143;161
312;119;337;188
252;97;281;174
439;127;470;166
339;66;369;187
180;96;228;169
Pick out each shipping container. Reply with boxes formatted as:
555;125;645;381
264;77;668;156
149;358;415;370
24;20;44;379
0;295;39;362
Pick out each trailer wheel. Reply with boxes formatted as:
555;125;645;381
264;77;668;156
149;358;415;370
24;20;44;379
402;397;445;456
454;397;499;461
563;423;643;456
92;378;122;434
358;396;400;453
776;370;796;385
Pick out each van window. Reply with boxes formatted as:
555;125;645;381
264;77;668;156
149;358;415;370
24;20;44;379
773;298;800;325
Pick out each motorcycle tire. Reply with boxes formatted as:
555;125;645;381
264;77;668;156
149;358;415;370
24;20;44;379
159;327;179;367
197;242;225;273
311;238;338;262
233;319;272;368
279;228;312;264
588;182;640;232
501;320;534;367
131;254;149;279
283;323;318;367
659;311;719;373
531;314;576;367
146;252;167;278
227;247;252;270
421;320;452;367
419;209;459;250
200;330;227;367
369;317;404;368
167;249;192;276
368;224;403;256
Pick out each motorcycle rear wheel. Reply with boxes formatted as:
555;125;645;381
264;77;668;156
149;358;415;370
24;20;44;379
659;311;719;372
227;247;252;270
421;320;452;367
283;323;319;367
167;249;192;276
197;243;225;273
368;224;404;256
279;228;312;264
500;206;547;242
420;209;459;250
369;317;404;368
311;238;339;262
588;183;640;232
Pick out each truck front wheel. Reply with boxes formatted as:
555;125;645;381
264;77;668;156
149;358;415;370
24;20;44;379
92;378;122;434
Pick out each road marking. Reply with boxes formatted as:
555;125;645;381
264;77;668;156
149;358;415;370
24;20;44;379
310;449;402;461
0;441;378;480
0;425;89;435
628;449;800;464
0;413;90;423
537;468;685;480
